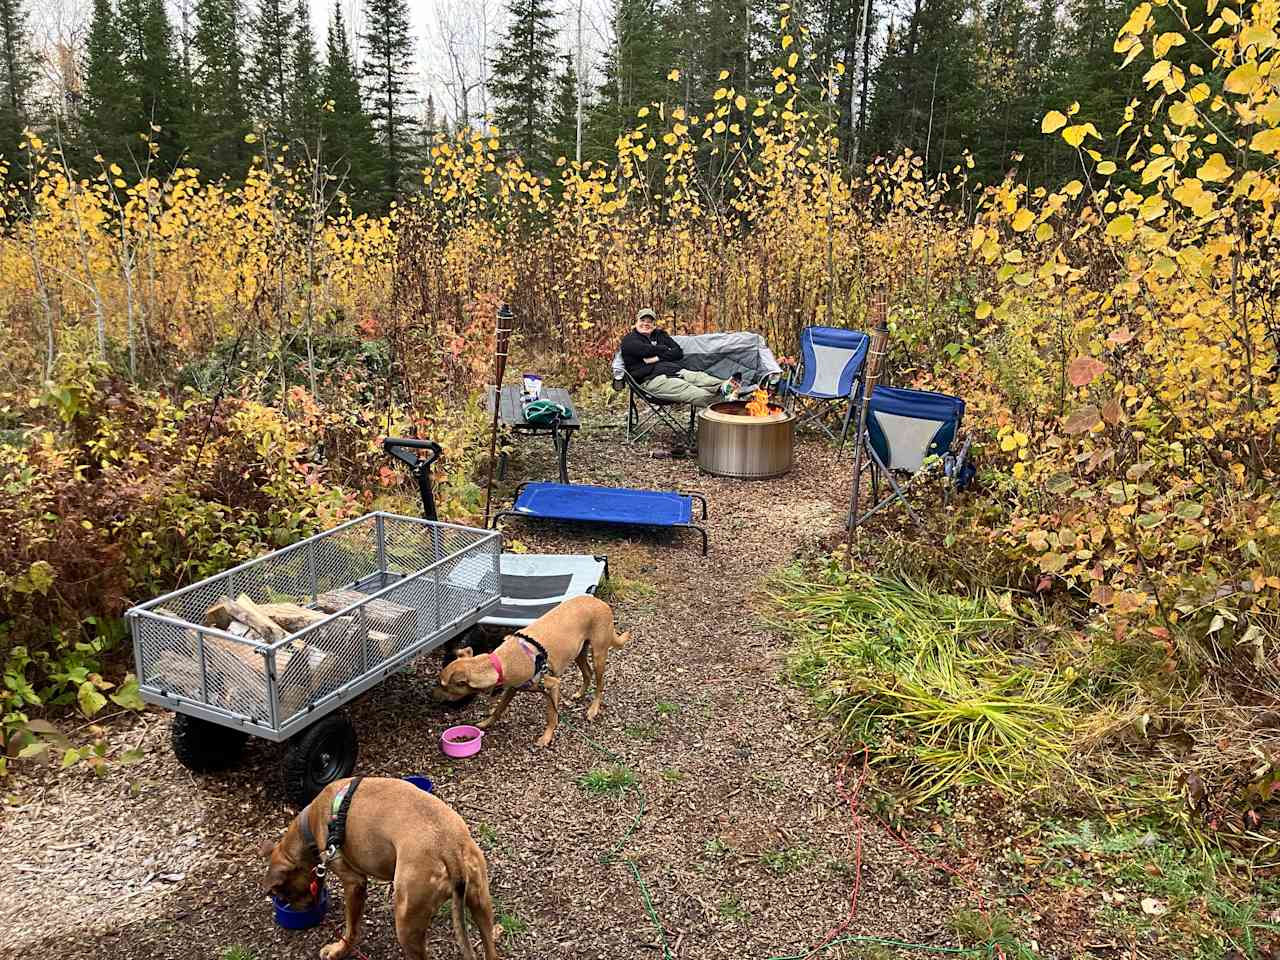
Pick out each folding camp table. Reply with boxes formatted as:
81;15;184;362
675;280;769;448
488;385;580;484
491;481;709;556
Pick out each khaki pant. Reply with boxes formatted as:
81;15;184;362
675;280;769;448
642;369;725;407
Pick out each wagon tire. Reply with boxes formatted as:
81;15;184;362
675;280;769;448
283;713;358;806
171;713;248;773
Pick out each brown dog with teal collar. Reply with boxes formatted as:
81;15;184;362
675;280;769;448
259;776;500;960
431;595;630;746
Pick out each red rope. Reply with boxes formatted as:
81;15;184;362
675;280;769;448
873;813;1008;960
804;747;871;957
814;748;1008;960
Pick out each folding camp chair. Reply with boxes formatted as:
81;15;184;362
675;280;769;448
620;371;698;447
848;385;973;528
778;326;871;448
611;331;783;447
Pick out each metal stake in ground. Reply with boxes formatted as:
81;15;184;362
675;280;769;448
483;303;515;526
845;288;890;565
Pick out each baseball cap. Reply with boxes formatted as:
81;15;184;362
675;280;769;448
636;308;656;322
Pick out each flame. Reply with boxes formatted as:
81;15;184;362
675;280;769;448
745;388;772;417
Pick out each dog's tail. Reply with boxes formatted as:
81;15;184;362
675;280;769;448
614;629;631;648
449;877;470;956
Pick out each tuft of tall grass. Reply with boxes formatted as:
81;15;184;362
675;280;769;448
768;564;1084;805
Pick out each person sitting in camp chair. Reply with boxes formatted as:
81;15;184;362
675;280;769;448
620;308;743;407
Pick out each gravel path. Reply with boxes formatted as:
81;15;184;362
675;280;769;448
1;423;972;960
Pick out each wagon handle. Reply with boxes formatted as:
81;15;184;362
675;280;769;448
382;437;443;521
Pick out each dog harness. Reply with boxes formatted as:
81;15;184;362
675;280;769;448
487;632;550;690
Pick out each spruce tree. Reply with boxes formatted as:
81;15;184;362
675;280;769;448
187;0;250;179
360;0;418;202
547;52;580;166
489;0;559;171
248;0;295;141
81;0;132;162
290;0;322;149
591;0;673;159
0;0;32;160
323;1;380;206
117;0;185;168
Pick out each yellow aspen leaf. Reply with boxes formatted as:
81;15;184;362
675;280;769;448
1097;160;1117;174
781;34;794;48
1036;222;1055;242
1064;179;1084;197
1121;2;1151;36
1106;214;1135;239
1224;61;1257;93
1062;124;1089;147
1168;100;1197;125
1221;6;1239;24
1068;101;1080;116
718;69;731;80
668;69;680;81
1197;152;1232;181
713;87;728;100
1011;208;1035;231
244;133;258;143
1240;25;1277;50
1119;39;1145;69
1143;60;1172;87
774;81;788;94
1142;155;1176;183
975;302;993;320
713;121;727;133
1153;32;1185;57
662;132;677;146
1041;110;1068;133
1250;127;1280;154
788;52;799;68
638;106;650;117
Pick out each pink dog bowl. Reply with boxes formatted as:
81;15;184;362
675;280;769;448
441;725;485;759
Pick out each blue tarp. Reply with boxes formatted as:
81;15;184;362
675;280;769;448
513;482;694;526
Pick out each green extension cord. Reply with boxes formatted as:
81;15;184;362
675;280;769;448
568;719;994;960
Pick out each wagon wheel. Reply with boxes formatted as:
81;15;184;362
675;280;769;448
283;713;358;806
171;713;248;773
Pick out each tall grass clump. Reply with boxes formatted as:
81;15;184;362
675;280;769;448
770;561;1084;805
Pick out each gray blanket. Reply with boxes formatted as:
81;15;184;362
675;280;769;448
611;331;782;385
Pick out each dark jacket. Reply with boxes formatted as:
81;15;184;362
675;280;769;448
620;329;685;382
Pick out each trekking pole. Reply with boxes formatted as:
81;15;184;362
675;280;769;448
845;287;890;567
483;303;515;527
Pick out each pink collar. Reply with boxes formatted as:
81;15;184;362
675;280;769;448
487;652;505;688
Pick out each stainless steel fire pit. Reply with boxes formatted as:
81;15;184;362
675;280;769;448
697;400;795;479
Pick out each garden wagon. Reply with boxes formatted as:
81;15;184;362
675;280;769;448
126;509;501;805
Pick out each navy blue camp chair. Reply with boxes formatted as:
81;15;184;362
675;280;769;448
778;326;871;447
849;385;973;528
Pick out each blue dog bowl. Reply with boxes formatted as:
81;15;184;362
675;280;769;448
404;775;434;794
273;885;328;929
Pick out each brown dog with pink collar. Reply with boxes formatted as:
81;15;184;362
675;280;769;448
431;595;630;746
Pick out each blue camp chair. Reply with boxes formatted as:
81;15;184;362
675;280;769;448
848;385;972;528
778;326;871;447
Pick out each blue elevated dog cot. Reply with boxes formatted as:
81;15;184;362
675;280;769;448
491;482;709;555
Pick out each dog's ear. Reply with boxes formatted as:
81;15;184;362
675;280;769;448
453;646;473;660
257;838;276;859
262;861;288;895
